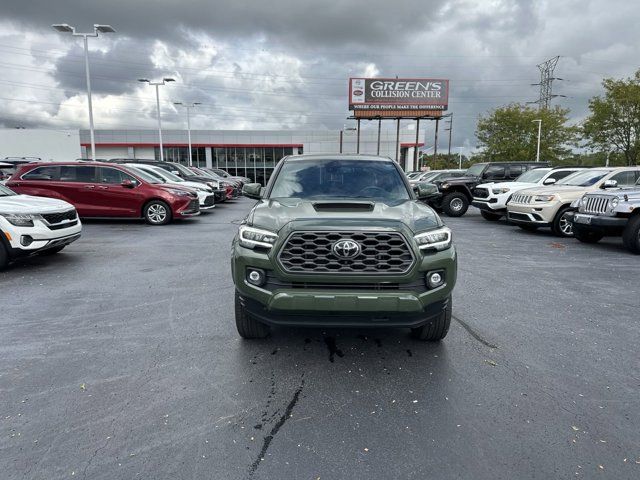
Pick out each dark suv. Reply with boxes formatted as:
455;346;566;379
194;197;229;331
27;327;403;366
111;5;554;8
232;154;457;341
432;161;550;217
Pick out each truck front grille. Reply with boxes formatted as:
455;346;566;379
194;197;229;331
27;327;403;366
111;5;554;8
278;231;415;274
473;187;489;198
510;193;533;204
581;195;611;215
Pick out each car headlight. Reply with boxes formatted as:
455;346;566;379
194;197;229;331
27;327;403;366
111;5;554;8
492;187;510;194
1;213;37;227
414;226;452;252
207;181;220;189
238;225;278;250
534;195;555;202
440;183;450;190
166;188;191;197
610;197;619;209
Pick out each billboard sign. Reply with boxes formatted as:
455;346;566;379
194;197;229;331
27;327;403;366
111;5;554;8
349;78;449;111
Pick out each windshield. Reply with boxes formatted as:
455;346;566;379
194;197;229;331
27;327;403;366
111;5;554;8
269;159;410;201
125;166;162;184
170;163;196;177
213;169;230;177
148;167;183;183
557;169;610;186
417;172;439;182
465;163;486;177
0;184;16;196
515;168;551;183
195;168;224;181
407;172;422;179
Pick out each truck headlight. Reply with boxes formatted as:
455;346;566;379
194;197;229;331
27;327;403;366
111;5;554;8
440;183;450;190
414;227;452;251
239;225;278;249
492;187;510;194
610;197;619;209
534;195;555;202
1;213;37;227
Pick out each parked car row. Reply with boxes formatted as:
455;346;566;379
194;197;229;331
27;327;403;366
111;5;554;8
0;160;245;270
410;162;640;254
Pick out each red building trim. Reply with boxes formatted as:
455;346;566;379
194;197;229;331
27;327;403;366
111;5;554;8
81;143;304;148
400;142;425;147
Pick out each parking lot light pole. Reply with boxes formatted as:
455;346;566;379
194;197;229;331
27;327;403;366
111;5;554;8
458;147;463;169
532;119;542;162
52;23;116;161
174;102;201;166
139;78;175;162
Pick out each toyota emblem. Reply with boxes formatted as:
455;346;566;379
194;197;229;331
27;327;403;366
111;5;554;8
332;239;361;259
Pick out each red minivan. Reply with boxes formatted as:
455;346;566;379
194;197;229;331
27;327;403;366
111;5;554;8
7;162;200;225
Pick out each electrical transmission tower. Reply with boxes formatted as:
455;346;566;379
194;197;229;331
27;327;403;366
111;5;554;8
529;56;565;109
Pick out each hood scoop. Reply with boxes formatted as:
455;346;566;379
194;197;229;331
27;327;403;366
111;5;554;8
312;201;375;212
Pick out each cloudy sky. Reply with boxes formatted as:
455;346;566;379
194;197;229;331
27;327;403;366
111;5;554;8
0;0;638;152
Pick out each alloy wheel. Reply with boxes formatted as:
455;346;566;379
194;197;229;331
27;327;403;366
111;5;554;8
148;204;167;224
559;212;573;236
450;198;464;212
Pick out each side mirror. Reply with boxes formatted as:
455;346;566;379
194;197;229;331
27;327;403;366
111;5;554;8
543;177;557;185
601;179;618;189
243;182;263;200
121;179;136;188
414;182;437;200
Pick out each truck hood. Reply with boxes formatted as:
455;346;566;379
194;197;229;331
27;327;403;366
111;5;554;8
246;198;443;233
476;181;538;190
439;175;477;185
0;194;74;214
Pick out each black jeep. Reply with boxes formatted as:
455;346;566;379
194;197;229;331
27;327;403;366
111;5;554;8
431;161;550;217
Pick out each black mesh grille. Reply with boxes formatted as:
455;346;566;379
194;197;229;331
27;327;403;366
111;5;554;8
203;195;215;206
41;210;77;224
473;187;489;198
278;231;414;274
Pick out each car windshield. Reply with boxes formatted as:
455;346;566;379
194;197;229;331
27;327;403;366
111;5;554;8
197;169;224;181
148;167;183;182
0;185;16;196
557;169;611;186
418;172;439;182
269;159;410;201
465;163;486;177
515;168;551;183
125;166;162;184
170;163;196;177
407;172;422;179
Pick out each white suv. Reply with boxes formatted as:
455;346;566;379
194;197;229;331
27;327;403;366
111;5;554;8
0;184;82;270
472;167;583;220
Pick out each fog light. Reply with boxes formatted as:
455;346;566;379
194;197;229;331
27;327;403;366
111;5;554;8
246;268;266;286
20;235;34;246
426;270;445;289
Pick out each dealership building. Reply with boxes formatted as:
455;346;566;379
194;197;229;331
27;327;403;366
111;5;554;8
0;128;424;184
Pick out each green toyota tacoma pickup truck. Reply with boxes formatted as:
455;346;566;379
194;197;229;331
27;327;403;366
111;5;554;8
231;154;457;340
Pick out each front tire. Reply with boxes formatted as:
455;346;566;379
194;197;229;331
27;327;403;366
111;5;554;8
144;200;172;226
0;242;8;271
622;215;640;254
235;292;270;339
442;193;469;217
552;207;574;237
480;210;502;221
573;227;604;244
410;297;451;341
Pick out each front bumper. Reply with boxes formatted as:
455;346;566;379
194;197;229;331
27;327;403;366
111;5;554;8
1;215;82;253
472;199;506;213
568;212;628;234
176;198;201;217
232;240;457;328
198;192;216;210
507;201;559;226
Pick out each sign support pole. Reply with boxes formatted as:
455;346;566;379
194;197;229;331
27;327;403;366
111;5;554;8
339;130;343;153
434;118;440;160
376;118;381;155
395;118;401;163
356;119;361;154
413;118;420;171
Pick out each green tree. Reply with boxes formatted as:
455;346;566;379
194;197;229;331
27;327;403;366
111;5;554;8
475;103;577;163
583;70;640;166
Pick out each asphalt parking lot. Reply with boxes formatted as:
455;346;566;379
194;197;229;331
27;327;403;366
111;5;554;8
1;199;638;480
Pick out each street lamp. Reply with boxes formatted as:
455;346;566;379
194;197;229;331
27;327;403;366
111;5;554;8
52;23;116;161
138;78;175;162
532;119;542;162
458;147;464;170
173;102;201;166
